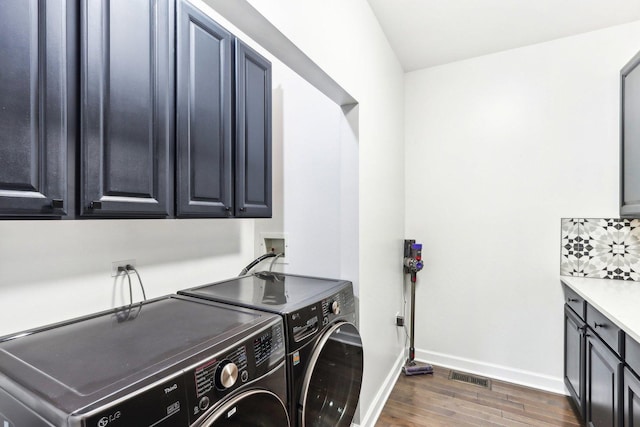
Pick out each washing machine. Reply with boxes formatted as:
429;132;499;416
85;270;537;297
0;294;289;427
179;272;363;427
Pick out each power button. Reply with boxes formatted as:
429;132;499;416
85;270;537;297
199;396;210;411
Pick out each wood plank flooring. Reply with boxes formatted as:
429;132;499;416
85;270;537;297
374;365;582;427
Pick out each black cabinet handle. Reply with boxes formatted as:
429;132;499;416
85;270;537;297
593;322;605;329
51;199;64;209
90;201;102;210
567;298;579;303
239;207;246;212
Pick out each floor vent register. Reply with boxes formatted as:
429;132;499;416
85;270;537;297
448;370;492;389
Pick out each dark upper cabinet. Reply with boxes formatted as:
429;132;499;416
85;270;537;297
80;0;174;217
235;39;272;218
0;0;76;217
1;0;270;220
176;0;233;217
176;4;272;219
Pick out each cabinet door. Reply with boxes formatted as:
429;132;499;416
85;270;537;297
586;333;622;427
80;0;174;217
565;305;586;420
0;0;75;217
176;0;233;217
625;367;640;427
235;40;272;218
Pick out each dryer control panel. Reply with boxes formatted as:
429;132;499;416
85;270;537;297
287;283;356;350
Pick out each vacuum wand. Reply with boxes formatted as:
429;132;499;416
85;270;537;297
402;239;433;376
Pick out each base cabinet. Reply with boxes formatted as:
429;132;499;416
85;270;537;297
586;334;622;427
563;284;625;427
565;305;586;419
624;368;640;427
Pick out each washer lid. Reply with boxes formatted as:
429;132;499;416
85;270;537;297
0;295;268;415
180;272;349;313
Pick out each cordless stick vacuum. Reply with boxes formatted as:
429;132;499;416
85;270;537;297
402;240;434;376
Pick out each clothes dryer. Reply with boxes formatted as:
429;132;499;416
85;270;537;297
0;295;289;427
180;272;363;427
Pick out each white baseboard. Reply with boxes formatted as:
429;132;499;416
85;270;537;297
352;351;405;427
414;348;567;395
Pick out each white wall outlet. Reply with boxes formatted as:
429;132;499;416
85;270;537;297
111;259;136;277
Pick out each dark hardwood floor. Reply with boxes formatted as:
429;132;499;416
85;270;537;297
375;365;582;427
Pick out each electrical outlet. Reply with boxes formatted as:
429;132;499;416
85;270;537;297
396;315;405;327
111;259;136;277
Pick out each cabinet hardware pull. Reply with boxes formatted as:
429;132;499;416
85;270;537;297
567;298;579;303
90;201;102;210
239;207;246;212
51;199;64;209
593;322;605;329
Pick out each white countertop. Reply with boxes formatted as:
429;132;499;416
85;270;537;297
561;276;640;344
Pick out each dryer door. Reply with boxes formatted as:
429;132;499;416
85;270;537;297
300;322;363;427
198;389;289;427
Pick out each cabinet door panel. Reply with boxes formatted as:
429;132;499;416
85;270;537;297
625;367;640;427
565;306;585;419
235;40;272;218
176;0;232;217
586;334;622;427
0;0;73;216
81;0;173;217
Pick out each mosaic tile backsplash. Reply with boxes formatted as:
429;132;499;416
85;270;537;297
561;218;640;281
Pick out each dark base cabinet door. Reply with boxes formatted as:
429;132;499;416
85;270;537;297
176;0;233;217
80;0;174;218
625;367;640;427
586;334;622;427
565;306;586;420
0;0;75;217
235;40;272;218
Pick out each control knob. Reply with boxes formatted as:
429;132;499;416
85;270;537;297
215;360;238;390
331;300;341;315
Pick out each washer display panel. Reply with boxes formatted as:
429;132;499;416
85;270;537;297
300;322;363;427
199;390;289;427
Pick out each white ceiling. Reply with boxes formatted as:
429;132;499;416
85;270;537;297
366;0;640;71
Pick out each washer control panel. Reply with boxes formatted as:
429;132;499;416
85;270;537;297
85;376;190;427
185;321;285;423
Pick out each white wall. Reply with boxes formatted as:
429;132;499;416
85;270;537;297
243;1;406;424
405;20;640;392
0;219;256;335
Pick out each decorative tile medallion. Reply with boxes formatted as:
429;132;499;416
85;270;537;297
561;218;640;281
